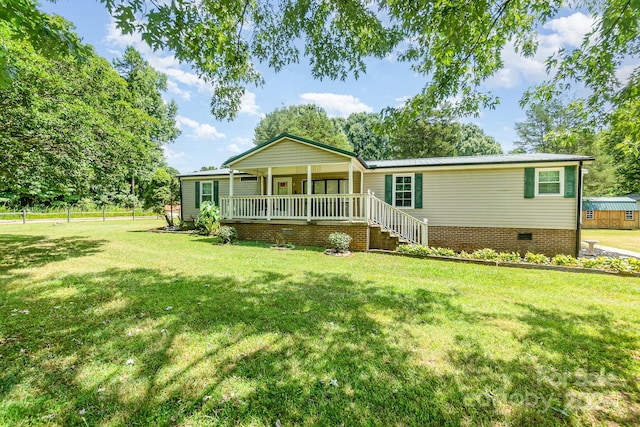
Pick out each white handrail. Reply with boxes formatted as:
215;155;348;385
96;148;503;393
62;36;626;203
366;190;428;246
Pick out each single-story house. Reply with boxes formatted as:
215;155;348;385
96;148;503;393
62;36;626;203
582;197;640;229
179;133;594;256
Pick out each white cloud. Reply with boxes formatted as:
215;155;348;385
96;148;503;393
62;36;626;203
226;137;252;154
238;91;262;116
163;146;185;160
542;12;595;48
615;64;636;85
394;96;410;107
485;12;597;89
166;80;191;100
299;93;373;117
176;115;225;140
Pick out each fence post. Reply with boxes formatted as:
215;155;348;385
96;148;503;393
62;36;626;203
67;208;71;223
22;209;26;224
132;208;135;221
102;207;106;221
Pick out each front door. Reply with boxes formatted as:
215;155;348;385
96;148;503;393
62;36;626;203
273;177;292;195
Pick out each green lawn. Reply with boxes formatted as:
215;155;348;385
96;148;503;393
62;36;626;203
582;229;640;253
1;220;639;426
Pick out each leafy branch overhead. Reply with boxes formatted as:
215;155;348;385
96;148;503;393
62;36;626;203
3;0;637;126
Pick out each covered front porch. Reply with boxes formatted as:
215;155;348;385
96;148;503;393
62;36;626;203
221;134;367;222
219;133;428;246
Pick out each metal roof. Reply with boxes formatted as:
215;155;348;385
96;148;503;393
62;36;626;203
366;153;594;168
583;197;640;211
177;168;249;178
626;193;640;201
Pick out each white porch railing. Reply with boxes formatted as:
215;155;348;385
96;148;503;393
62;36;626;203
219;192;428;246
220;194;368;222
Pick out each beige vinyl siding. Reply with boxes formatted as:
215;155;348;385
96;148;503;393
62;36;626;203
230;137;349;168
180;176;260;219
363;167;577;229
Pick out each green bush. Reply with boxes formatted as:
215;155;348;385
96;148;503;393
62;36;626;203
327;232;352;253
431;247;456;257
398;245;432;256
471;248;499;260
216;226;237;244
627;258;640;273
195;201;220;236
551;254;579;267
524;252;550;265
496;252;522;263
396;244;638;275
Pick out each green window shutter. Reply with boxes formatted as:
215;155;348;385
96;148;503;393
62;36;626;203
195;181;200;208
564;165;576;198
384;174;393;204
213;181;219;206
524;168;535;199
414;173;423;209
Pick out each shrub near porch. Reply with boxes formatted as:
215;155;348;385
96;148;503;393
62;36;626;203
0;220;638;426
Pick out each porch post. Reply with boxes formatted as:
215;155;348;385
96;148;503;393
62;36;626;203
348;162;353;221
228;170;234;219
267;167;272;220
260;175;264;195
307;164;312;221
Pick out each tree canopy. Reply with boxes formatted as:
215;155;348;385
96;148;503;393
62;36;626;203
514;98;596;155
3;0;636;137
386;110;503;159
337;113;390;160
0;17;179;207
456;124;503;156
254;104;351;150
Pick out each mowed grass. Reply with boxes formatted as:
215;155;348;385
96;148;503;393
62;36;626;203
582;229;640;253
1;220;639;426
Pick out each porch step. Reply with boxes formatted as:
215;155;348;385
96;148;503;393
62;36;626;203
368;224;408;251
373;224;409;243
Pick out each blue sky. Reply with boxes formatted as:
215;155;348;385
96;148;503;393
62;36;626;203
41;1;600;174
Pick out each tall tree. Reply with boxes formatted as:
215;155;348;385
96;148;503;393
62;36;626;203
339;113;390;160
113;46;180;200
456;124;503;156
0;17;166;207
253;104;351;150
514;99;597;154
388;111;460;159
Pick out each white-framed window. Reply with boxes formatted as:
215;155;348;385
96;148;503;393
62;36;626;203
302;179;348;194
201;181;213;204
393;174;414;208
585;210;594;220
536;168;563;196
625;210;634;221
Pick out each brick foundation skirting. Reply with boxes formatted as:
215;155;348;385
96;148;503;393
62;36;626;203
428;226;577;257
223;221;369;251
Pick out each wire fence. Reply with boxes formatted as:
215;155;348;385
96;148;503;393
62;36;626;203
0;208;162;224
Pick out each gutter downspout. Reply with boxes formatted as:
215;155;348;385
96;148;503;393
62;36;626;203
179;179;184;222
575;161;583;257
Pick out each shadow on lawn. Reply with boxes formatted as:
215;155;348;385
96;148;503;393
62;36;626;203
0;234;107;275
1;266;638;425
